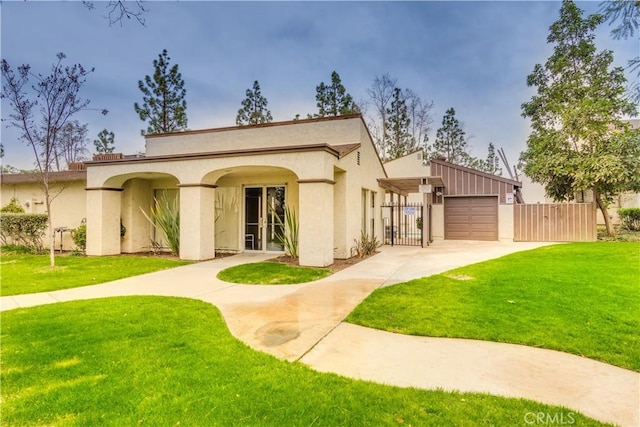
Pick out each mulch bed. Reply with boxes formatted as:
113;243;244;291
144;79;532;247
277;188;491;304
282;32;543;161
267;253;377;273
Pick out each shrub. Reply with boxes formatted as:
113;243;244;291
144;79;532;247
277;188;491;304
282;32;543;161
0;213;48;253
351;231;380;258
71;219;87;251
273;206;299;259
0;244;37;254
618;208;640;231
1;197;25;213
141;193;180;255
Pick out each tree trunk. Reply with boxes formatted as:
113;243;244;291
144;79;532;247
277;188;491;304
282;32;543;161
594;189;614;237
46;198;56;268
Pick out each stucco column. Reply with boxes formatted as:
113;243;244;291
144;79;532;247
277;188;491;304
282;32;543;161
298;179;334;267
179;184;216;261
333;171;349;259
86;187;123;256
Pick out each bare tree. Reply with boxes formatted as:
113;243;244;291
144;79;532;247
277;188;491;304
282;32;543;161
404;88;434;159
82;1;148;26
56;120;89;170
365;74;397;159
1;53;106;267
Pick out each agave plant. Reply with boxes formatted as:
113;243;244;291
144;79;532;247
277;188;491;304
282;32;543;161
141;193;180;255
273;205;299;259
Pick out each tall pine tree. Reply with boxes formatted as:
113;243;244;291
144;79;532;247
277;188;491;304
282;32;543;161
521;0;639;236
315;71;359;117
134;49;187;135
431;108;472;165
94;129;116;154
385;88;414;160
236;80;273;125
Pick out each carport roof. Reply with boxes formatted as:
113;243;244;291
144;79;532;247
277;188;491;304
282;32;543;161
378;176;445;197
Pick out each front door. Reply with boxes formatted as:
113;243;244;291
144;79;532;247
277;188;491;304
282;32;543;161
244;186;286;251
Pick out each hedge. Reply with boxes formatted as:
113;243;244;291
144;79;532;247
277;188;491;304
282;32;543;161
0;213;48;253
618;208;640;231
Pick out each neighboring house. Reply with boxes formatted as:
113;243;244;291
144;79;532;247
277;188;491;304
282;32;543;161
0;167;87;251
381;153;521;241
521;118;640;226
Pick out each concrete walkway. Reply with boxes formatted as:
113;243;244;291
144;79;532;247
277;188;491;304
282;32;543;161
2;241;638;426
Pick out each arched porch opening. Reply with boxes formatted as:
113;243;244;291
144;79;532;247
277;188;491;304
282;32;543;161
203;166;300;255
86;172;180;257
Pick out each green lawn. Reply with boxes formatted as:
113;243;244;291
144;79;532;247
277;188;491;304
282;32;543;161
217;261;330;284
0;254;190;296
0;297;606;426
347;242;640;371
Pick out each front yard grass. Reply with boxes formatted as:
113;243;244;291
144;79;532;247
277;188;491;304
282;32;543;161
217;262;330;284
0;254;190;296
347;242;640;371
0;297;606;426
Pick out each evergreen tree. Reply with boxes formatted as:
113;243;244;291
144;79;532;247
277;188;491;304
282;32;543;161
94;129;116;154
477;142;502;175
315;71;359;117
236;80;273;125
385;88;414;160
521;0;639;236
134;49;187;135
431;108;472;165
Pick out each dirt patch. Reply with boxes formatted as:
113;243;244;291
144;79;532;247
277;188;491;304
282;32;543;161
268;253;377;273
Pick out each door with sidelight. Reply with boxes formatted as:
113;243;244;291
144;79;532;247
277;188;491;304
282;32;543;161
244;186;285;252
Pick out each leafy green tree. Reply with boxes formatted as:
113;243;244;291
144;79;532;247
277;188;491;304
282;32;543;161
599;0;640;102
134;49;187;135
431;108;474;166
521;0;639;236
315;71;359;117
236;80;273;125
385;88;414;160
94;129;116;154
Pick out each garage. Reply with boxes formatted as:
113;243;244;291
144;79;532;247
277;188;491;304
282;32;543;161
444;196;498;241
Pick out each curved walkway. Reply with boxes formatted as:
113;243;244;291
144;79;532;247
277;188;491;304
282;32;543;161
2;241;638;426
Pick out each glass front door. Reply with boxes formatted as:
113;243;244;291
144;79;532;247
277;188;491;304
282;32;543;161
244;186;286;252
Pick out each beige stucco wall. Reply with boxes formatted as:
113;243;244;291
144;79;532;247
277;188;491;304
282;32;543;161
146;117;363;157
383;151;429;178
1;180;86;250
498;204;515;240
431;204;444;240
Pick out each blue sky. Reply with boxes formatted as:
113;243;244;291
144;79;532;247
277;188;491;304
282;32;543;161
1;1;637;172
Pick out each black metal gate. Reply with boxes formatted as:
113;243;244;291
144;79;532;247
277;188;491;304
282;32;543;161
382;202;429;246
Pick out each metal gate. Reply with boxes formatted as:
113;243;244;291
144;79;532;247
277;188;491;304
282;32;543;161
382;202;428;246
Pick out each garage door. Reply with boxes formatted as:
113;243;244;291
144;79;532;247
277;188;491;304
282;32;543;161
444;196;498;241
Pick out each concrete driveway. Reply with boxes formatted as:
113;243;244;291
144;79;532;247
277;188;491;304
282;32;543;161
2;240;638;426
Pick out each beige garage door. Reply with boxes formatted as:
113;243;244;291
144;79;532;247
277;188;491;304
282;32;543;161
444;196;498;241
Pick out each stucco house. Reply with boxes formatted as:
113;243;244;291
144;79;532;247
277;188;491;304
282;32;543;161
82;115;386;267
2;114;529;264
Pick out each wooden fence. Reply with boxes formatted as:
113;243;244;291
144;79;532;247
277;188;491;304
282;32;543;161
514;203;597;242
